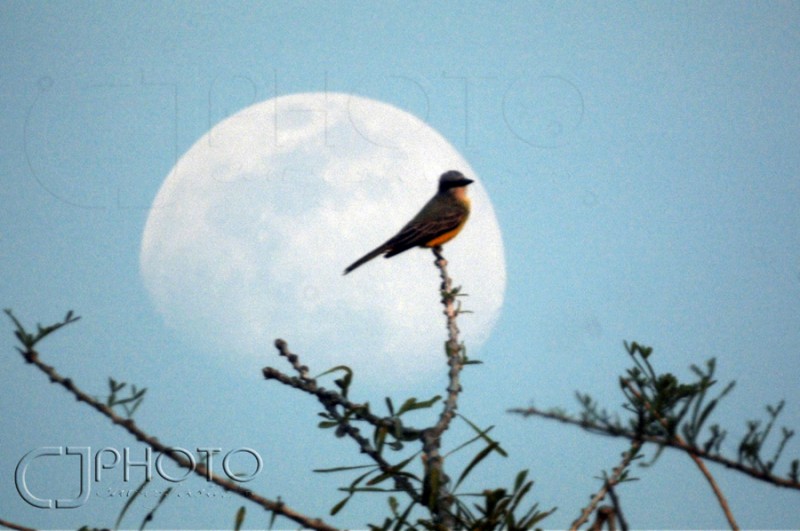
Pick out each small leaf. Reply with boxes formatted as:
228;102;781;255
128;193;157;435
388;496;399;515
385;397;395;416
114;478;148;530
454;441;500;491
233;506;246;531
374;426;387;455
314;464;375;473
513;469;529;492
396;395;441;416
330;494;353;515
387;440;404;451
366;453;419;486
459;415;508;457
316;365;353;379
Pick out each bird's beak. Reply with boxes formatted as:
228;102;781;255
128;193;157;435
459;178;474;187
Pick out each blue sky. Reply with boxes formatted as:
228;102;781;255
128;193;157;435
2;1;799;529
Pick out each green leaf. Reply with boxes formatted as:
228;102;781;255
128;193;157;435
513;469;529;492
338;486;398;494
446;425;496;458
114;478;148;530
233;506;246;531
330;494;352;516
454;441;500;491
314;464;375;473
5;309;81;349
387;440;404;451
374;425;388;455
459;415;508;457
385;397;395;416
396;395;441;416
316;365;353;379
138;486;172;531
391;498;417;531
366;453;419;486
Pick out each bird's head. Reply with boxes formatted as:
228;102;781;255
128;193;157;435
438;170;474;193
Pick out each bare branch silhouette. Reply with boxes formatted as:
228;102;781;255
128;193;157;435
510;406;800;491
5;311;338;531
621;379;739;530
419;247;467;527
570;441;642;531
264;340;421;503
0;517;38;531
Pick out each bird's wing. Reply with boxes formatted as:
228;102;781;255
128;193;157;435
383;209;466;258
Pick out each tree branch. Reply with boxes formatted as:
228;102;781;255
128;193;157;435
0;517;38;531
620;380;739;530
606;478;629;531
264;340;421;440
509;406;800;491
420;246;465;527
264;340;421;503
13;346;338;531
570;441;641;531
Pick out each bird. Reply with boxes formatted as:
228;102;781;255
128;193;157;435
344;170;474;275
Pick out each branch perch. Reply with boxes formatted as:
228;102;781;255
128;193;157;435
420;246;465;527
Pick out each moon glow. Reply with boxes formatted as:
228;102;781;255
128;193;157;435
140;93;505;387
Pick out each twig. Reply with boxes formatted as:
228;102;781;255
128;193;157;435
265;340;421;440
690;452;738;529
0;517;38;531
620;380;739;531
606;479;628;531
419;247;464;527
509;406;800;491
15;348;338;531
264;341;421;503
570;441;641;531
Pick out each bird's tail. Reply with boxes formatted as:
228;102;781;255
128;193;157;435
343;244;388;275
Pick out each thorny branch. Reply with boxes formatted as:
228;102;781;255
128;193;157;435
6;311;338;531
606;479;629;531
264;340;421;503
621;380;739;530
508;408;800;491
262;345;422;440
570;441;642;531
420;246;466;527
262;247;468;527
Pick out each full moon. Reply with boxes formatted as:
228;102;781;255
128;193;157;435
140;93;505;388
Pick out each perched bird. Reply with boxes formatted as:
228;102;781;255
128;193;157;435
344;170;474;275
